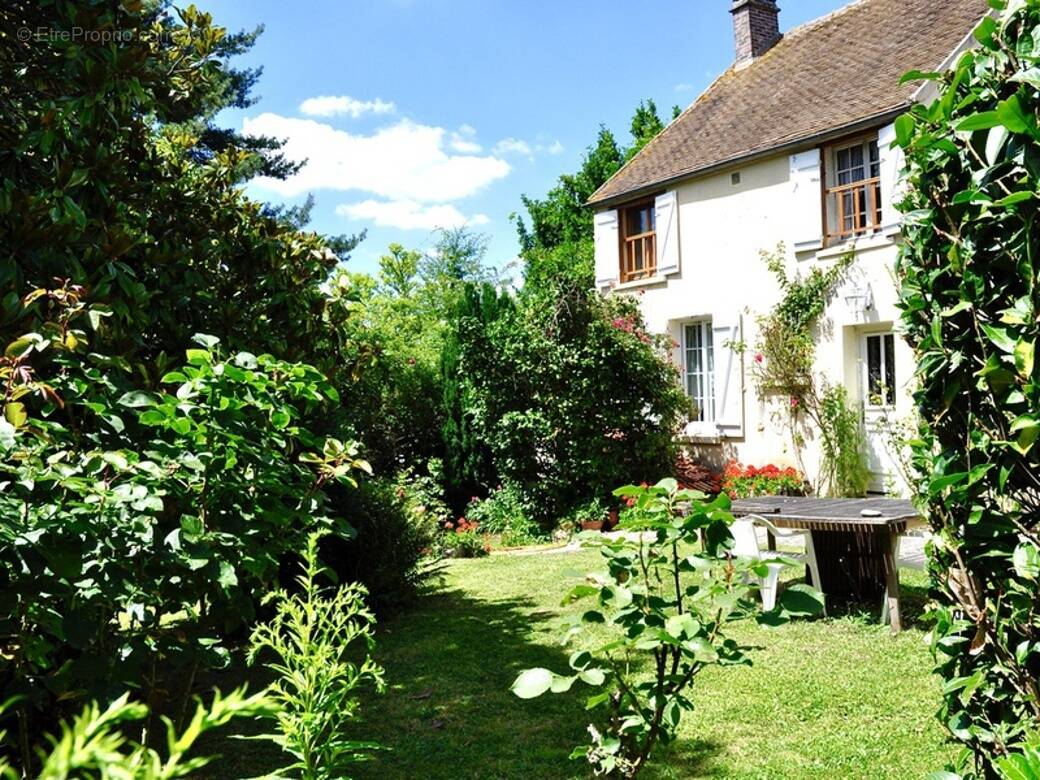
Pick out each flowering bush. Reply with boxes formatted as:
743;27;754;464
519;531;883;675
466;485;542;547
437;518;491;558
722;461;805;499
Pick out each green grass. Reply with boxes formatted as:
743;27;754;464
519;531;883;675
210;548;955;779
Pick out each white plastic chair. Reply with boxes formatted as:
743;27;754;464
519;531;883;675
731;517;825;615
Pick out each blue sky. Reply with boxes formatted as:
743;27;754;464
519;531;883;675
206;0;849;276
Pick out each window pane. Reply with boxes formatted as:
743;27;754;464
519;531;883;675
837;148;849;171
684;323;714;423
867;335;882;402
884;334;896;406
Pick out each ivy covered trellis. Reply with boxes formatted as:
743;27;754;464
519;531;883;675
896;0;1040;774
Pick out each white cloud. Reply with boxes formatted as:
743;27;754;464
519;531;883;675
299;95;396;118
241;114;510;201
674;83;694;93
335;200;490;231
492;136;564;158
493;137;533;157
450;124;482;153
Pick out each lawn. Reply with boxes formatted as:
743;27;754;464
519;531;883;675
211;546;954;779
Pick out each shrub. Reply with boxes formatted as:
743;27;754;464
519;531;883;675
0;687;273;780
560;498;610;533
322;475;438;614
722;461;805;498
466;484;541;546
443;278;689;525
895;1;1040;772
511;479;822;778
249;532;384;780
0;329;364;753
436;519;491;558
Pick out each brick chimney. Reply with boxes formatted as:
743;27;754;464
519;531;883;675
731;0;781;63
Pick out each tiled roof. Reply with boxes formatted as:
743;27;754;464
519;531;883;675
588;0;987;206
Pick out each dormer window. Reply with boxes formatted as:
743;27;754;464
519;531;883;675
619;200;657;282
824;136;882;245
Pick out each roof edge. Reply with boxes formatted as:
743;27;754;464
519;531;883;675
586;106;907;210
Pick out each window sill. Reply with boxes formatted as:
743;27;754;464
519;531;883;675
613;275;667;292
677;433;724;445
815;230;897;261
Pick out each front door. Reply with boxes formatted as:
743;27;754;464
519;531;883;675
860;332;897;493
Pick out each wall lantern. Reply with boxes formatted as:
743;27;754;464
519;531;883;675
844;283;874;314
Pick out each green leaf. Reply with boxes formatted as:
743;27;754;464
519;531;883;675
1013;543;1040;580
996;95;1037;137
217;561;238;590
1014;339;1035;377
118;391;159;408
981;323;1018;353
4;402;26;428
578;668;606;686
185;348;211;366
955;111;1001;131
511;668;554;699
778;584;825;617
894;114;915;147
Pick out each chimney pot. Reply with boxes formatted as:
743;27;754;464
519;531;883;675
731;0;781;63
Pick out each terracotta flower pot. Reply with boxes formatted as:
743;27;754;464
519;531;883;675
580;520;604;532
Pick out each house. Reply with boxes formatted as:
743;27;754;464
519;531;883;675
587;0;988;493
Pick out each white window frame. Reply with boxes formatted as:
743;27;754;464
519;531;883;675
682;319;716;424
861;331;897;410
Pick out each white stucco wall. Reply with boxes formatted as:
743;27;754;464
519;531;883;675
595;126;914;494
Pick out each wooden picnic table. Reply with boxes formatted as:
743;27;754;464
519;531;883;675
730;496;923;633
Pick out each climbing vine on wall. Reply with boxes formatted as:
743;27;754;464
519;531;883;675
752;245;870;497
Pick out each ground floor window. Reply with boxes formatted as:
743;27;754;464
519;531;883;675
683;320;715;422
863;332;896;407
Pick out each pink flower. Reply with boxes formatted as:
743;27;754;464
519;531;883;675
790;397;799;408
754;353;764;364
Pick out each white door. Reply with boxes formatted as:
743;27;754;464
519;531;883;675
860;332;898;493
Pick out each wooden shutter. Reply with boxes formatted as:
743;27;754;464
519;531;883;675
789;149;823;252
594;209;620;290
654;190;680;276
877;122;903;233
712;316;744;438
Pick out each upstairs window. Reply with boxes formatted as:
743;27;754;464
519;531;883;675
824;136;882;244
619;201;656;282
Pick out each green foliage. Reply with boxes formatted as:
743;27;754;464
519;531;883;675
560;497;610;532
322;474;439;613
441;283;516;507
0;325;363;747
817;385;871;498
436;518;491;559
249;532;385;780
514;99;668;290
894;1;1040;772
443;278;689;525
465;484;542;547
511;479;822;778
721;462;805;498
625;99;667;161
752;246;869;496
0;687;272;780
